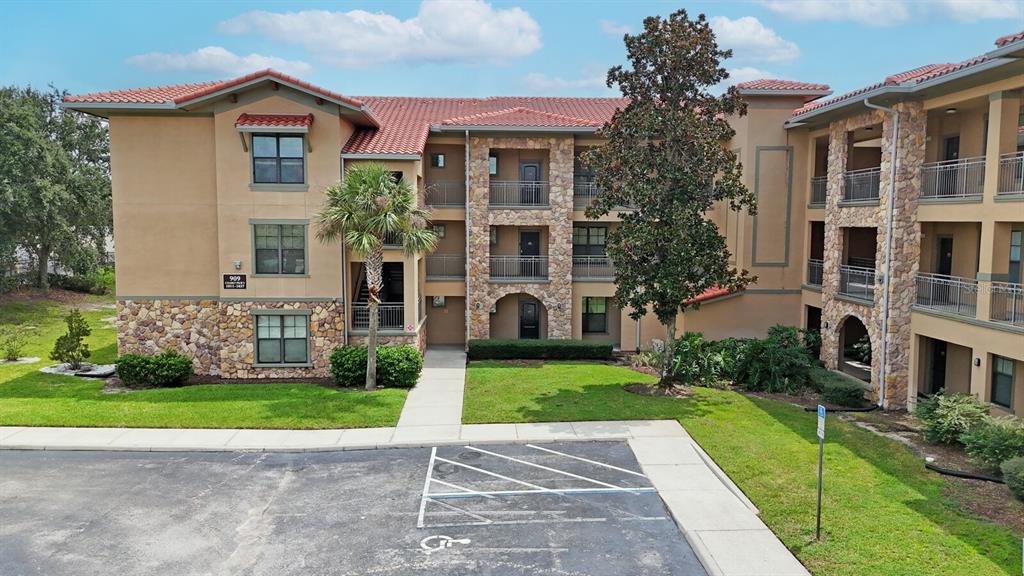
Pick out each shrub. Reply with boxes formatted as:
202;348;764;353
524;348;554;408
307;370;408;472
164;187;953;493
914;393;989;445
330;345;424;388
1001;456;1024;502
50;309;91;369
820;375;868;407
848;335;872;364
733;325;812;394
631;348;664;370
0;325;28;361
801;328;822;360
467;339;612;360
960;417;1024;470
47;273;110;295
668;332;729;387
116;350;194;388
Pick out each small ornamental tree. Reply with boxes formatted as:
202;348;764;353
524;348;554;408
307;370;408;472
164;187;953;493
584;10;757;383
50;308;91;369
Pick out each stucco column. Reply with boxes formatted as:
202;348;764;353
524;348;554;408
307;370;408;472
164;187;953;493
983;91;1021;199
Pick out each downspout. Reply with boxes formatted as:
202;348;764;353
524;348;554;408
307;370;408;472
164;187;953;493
464;130;471;349
863;98;899;409
340;155;348;346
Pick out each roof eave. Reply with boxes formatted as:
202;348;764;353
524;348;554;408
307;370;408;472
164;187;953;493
61;100;177;117
430;124;600;133
739;89;833;100
341;153;422;160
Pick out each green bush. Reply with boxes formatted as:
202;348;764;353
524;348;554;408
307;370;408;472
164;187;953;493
330;345;424;388
47;273;110;295
960;417;1024;470
820;374;868;407
1001;456;1024;502
467;339;612;360
733;325;812;394
668;332;729;387
116;350;194;388
848;334;872;364
50;309;91;369
801;328;822;360
0;325;28;361
914;393;989;445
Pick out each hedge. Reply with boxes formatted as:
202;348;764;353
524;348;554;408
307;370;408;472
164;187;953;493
116;350;194;388
467;339;612;360
329;345;423;388
1001;456;1024;502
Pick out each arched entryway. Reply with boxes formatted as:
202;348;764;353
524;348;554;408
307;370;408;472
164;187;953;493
490;293;548;340
838;315;872;382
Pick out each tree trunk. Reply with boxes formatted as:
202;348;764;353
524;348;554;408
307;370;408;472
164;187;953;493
36;243;50;292
364;246;384;391
660;315;677;386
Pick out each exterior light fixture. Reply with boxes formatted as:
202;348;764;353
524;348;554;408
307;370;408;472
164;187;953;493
974;357;981;367
233;260;242;270
945;107;957;114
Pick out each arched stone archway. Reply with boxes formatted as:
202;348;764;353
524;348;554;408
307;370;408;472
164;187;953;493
469;283;570;340
489;292;548;339
836;314;874;383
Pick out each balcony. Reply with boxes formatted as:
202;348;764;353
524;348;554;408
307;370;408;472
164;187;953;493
997;152;1024;196
489;255;548;281
572;255;614;281
842;167;881;203
489;181;549;207
809;176;827;206
382;231;401;247
425;254;466;280
351;303;405;331
425;181;466;207
838;265;876;301
990;281;1024;327
921;157;985;200
806;258;823;287
915;273;978;319
573;182;601;209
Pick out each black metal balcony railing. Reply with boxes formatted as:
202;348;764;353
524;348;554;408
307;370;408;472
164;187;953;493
838;265;876;301
810;176;827;206
806;258;823;286
424;181;466;207
921;157;986;199
489;181;550;207
915;273;978;318
989;281;1024;327
425;254;466;279
842;167;881;202
489;255;549;280
572;255;614;280
351;303;404;331
997;152;1024;196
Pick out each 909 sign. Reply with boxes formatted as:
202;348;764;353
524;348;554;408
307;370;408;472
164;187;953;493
223;274;247;289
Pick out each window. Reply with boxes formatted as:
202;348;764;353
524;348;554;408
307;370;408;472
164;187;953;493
488;154;498;176
390;171;404;184
1010;229;1022;283
432;296;446;308
254;223;306;275
573;226;607;256
255;314;309;365
433;224;446;239
582;297;608;334
252;134;304;184
992;355;1014;409
431;153;445;168
489;226;498;245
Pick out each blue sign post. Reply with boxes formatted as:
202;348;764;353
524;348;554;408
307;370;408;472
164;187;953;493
816;405;826;541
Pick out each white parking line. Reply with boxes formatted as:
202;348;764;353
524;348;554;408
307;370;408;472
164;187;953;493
429;487;658;499
525;443;649;478
416;447;438;528
464;445;642;491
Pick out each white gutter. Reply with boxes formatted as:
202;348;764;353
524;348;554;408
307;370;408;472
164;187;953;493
863;98;898;409
464;129;471;349
340;155;348;347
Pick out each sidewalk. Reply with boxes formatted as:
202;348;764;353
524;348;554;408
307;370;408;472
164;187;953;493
394;346;465;443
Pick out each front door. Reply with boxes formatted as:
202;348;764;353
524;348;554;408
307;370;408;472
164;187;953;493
942;136;960;161
929;340;947;395
520;161;541;204
519;231;540;277
936;236;954;277
519;299;539;339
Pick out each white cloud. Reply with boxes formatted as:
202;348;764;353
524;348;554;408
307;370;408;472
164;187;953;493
599;20;632;37
725;66;778;86
523;72;607;92
127;46;312;77
761;0;1021;25
760;0;910;26
710;16;800;64
219;0;542;67
931;0;1022;21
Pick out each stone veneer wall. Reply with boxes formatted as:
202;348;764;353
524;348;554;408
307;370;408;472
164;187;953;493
820;102;925;409
117;299;345;379
466;136;574;339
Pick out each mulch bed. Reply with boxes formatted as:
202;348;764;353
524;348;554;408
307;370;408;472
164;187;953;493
623;382;695;398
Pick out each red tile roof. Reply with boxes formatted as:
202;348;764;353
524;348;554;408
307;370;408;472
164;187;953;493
235;113;313;128
342;96;627;155
996;31;1024;46
735;79;830;92
687;286;737;304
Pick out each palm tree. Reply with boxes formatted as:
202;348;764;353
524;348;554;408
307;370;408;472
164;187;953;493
316;163;438;391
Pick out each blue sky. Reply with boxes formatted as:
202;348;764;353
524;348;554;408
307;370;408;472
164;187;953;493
3;1;1022;99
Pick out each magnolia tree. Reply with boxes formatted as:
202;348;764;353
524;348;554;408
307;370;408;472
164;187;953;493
316;163;437;391
584;10;757;383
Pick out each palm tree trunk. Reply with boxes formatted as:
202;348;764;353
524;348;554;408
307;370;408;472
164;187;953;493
365;245;384;391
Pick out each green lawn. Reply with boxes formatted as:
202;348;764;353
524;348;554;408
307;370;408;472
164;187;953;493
464;361;1023;576
0;296;406;429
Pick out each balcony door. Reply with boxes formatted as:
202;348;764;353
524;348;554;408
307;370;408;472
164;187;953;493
942;136;960;161
520;161;541;204
928;340;947;395
936;236;953;277
519;298;540;339
519;230;540;277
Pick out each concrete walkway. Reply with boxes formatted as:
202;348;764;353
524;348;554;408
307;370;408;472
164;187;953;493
394;346;466;442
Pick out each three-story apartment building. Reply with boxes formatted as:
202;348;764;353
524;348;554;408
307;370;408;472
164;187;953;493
64;31;1024;414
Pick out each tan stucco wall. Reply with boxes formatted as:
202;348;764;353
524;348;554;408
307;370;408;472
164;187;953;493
491;148;550;181
490;226;548;256
919;222;981;277
570;284;621;344
426;296;466;344
489;293;548;339
682;292;801;340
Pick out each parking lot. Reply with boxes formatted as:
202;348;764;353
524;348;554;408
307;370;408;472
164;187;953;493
0;442;706;575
